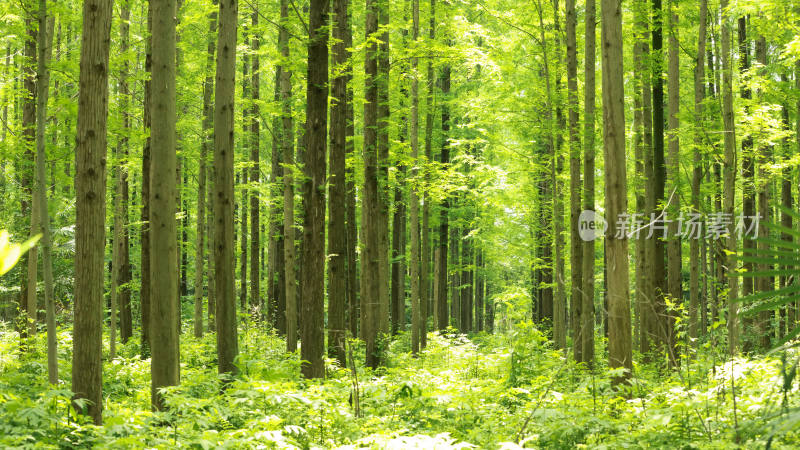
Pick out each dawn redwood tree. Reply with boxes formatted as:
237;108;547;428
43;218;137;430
150;0;180;411
140;3;153;353
32;0;56;383
436;46;451;332
566;0;582;361
581;0;597;366
720;0;739;353
73;0;113;424
280;0;297;352
410;0;422;355
601;0;632;386
666;0;681;363
363;0;381;367
20;11;36;340
422;0;435;341
300;0;330;379
249;6;261;319
328;0;349;366
214;0;239;376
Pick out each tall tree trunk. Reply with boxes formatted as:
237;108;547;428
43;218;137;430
690;0;707;344
249;6;261;320
720;0;738;354
424;0;436;335
551;0;567;352
35;0;56;383
150;0;180;411
363;0;382;367
73;0;113;424
391;180;407;334
300;0;330;379
410;0;421;354
214;0;239;376
436;58;451;331
566;0;582;360
21;11;36;341
117;2;132;344
328;0;349;366
651;0;668;355
755;36;771;350
376;0;391;336
280;0;296;350
581;0;597;367
141;3;153;354
240;43;249;313
601;0;632;386
195;3;217;338
345;0;359;340
665;0;681;365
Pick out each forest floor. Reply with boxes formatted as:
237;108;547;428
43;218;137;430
1;321;799;448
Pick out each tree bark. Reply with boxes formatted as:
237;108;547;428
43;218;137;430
422;0;435;343
214;0;239;376
601;0;632;386
581;0;597;367
665;0;681;364
376;0;391;336
566;0;582;360
150;0;180;411
690;0;707;344
720;0;739;354
300;0;330;379
73;0;113;424
280;0;296;350
34;0;56;383
410;0;421;354
328;0;348;366
21;11;37;341
140;2;153;353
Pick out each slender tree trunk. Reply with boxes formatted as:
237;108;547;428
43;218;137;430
280;0;297;349
601;0;632;386
363;0;382;366
391;179;407;334
194;3;216;338
423;0;436;335
376;0;391;336
300;0;330;379
35;0;56;383
249;6;261;319
328;0;348;366
345;0;359;340
73;0;113;424
566;0;582;360
581;0;597;367
651;0;668;355
214;0;239;376
436;59;451;331
116;2;132;344
273;32;287;333
720;0;739;354
690;0;707;344
140;3;153;354
239;45;249;312
21;12;36;341
755;36;772;349
665;0;681;364
409;0;421;354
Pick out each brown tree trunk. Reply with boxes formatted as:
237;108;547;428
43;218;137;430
73;0;113;424
666;0;681;365
652;0;668;356
601;0;632;386
117;2;132;345
422;0;435;343
300;0;330;379
214;0;239;376
410;0;421;354
721;0;739;354
20;12;36;341
150;0;180;411
689;0;707;345
280;0;296;349
249;7;261;317
345;5;359;340
566;0;582;360
328;0;349;366
377;0;391;336
141;2;153;354
581;0;597;366
436;60;451;332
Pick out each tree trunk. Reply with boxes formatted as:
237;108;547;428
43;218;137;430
422;0;435;343
280;0;296;350
214;0;239;376
117;2;132;345
377;0;391;336
755;36;771;350
409;0;421;354
601;0;632;386
73;0;113;424
391;179;407;334
21;12;36;341
566;0;582;360
35;0;56;383
665;0;681;365
436;60;451;332
363;0;382;367
328;0;349;366
345;2;359;340
581;0;597;367
300;0;330;379
720;0;739;354
150;0;180;411
249;7;261;318
195;3;217;338
690;0;707;344
140;3;153;353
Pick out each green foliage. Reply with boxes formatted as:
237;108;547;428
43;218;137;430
1;322;800;448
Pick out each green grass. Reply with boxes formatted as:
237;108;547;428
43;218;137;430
1;321;799;448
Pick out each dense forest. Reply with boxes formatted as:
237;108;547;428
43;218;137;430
1;0;800;447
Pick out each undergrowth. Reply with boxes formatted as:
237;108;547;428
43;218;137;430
1;321;799;448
